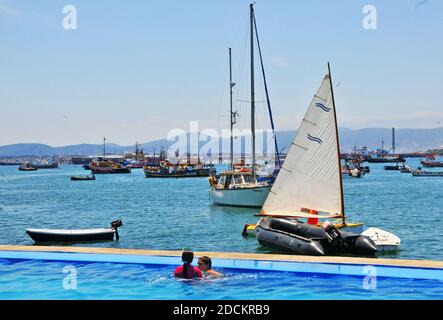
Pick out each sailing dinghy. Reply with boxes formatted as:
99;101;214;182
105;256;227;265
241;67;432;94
26;220;122;243
255;65;385;256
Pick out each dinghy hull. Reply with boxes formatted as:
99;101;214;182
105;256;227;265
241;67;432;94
256;225;325;256
26;229;116;243
256;218;377;256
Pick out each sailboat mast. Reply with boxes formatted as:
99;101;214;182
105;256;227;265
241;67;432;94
328;63;346;224
229;48;234;171
103;137;106;157
250;3;256;178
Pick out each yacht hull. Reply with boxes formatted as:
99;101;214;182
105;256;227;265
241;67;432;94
210;186;271;208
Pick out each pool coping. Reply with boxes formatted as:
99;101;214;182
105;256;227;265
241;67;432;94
1;245;443;280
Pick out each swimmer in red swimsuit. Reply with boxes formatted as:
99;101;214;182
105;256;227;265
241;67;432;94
174;250;203;279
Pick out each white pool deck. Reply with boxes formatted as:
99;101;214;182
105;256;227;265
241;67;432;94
1;245;443;280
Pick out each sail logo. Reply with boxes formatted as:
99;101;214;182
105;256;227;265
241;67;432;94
307;134;323;144
315;103;331;112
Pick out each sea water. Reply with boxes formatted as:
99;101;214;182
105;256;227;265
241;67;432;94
0;158;442;261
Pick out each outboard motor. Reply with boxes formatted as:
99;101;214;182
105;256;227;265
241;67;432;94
321;222;346;249
111;220;123;241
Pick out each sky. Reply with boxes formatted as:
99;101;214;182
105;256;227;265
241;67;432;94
0;0;442;146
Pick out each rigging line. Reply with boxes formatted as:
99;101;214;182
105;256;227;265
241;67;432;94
253;11;281;168
237;99;266;103
235;10;250;133
216;60;230;135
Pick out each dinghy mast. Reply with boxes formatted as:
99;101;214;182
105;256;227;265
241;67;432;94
328;62;346;224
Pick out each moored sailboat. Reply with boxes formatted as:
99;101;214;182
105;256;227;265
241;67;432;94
210;4;278;208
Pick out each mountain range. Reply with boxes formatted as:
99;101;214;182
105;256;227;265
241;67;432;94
1;128;443;157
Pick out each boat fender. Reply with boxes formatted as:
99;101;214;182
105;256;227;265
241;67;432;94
208;176;216;186
321;222;345;248
111;220;123;241
242;224;251;237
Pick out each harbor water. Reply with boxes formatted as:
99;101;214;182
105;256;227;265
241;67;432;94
0;158;442;261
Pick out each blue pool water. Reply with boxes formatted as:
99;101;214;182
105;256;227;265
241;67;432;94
0;257;442;299
0;158;442;261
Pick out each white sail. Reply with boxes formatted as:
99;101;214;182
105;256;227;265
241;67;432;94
260;74;343;216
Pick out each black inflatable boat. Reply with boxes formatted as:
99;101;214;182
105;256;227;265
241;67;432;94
256;218;377;256
26;220;122;243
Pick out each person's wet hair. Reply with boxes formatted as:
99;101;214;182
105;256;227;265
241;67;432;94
182;250;194;263
181;250;194;279
199;256;212;269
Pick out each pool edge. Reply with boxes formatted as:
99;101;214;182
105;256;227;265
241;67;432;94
1;245;443;268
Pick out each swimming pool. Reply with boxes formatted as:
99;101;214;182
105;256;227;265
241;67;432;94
0;248;442;299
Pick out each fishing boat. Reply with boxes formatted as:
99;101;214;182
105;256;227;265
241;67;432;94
400;165;411;173
87;137;130;174
420;160;443;167
70;174;96;181
411;168;443;177
26;220;122;243
0;161;22;166
126;160;144;169
30;161;59;169
342;161;364;178
348;168;363;177
144;160;215;178
367;156;405;163
254;65;391;256
384;162;406;171
209;5;280;207
18;163;37;171
90;158;131;174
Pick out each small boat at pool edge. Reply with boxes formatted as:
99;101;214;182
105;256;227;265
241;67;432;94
26;220;122;243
